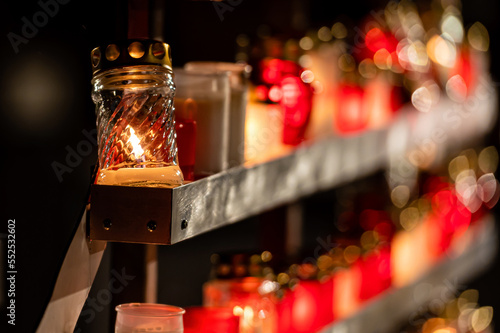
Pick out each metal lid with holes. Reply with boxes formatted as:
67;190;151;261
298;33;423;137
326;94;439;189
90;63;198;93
91;39;172;75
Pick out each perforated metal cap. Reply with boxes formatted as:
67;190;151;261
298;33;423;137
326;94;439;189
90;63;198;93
91;39;172;75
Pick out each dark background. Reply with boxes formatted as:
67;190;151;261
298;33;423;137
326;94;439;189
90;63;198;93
0;0;499;332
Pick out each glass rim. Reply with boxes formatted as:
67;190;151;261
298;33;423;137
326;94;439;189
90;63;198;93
115;303;186;317
91;64;172;84
184;61;252;74
173;67;231;78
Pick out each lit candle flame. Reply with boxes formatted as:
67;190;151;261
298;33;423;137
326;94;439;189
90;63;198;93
232;305;255;332
128;127;144;159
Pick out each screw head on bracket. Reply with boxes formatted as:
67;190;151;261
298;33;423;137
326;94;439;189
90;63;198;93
147;220;157;232
181;220;188;230
103;218;112;230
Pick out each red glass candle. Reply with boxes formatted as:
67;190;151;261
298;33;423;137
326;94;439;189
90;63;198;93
288;278;334;332
183;306;239;333
365;28;397;55
203;277;278;333
364;77;403;129
450;48;477;94
275;290;294;333
334;83;368;135
430;190;471;256
358;246;392;301
332;265;362;319
280;76;313;145
260;59;301;86
353;26;398;62
174;98;197;181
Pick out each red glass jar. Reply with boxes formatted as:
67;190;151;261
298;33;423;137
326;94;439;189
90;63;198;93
174;98;197;181
280;76;313;145
334;83;368;135
183;306;239;333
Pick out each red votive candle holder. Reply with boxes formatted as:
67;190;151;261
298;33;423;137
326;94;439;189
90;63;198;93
334;83;368;135
174;98;197;181
332;265;362;319
183;306;239;333
275;290;294;333
280;76;313;145
430;189;471;257
203;277;278;333
358;245;392;301
287;277;334;333
259;58;301;86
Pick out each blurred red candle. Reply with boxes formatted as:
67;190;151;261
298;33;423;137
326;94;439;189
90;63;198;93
358;246;392;301
332;265;362;319
260;59;301;86
203;277;278;333
280;76;313;145
353;26;398;62
430;190;471;257
364;77;403;129
275;290;294;333
450;47;477;93
183;306;239;333
334;84;368;135
289;278;334;332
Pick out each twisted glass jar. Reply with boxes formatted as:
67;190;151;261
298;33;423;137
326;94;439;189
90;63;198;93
91;65;183;187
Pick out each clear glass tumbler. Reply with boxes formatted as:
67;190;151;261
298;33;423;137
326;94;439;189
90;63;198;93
115;303;185;333
174;69;230;178
184;62;251;168
91;40;184;187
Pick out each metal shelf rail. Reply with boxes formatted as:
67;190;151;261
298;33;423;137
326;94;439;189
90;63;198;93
89;78;497;245
319;216;497;333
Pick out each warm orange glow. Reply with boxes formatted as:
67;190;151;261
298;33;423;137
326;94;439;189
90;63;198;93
244;102;290;164
433;328;456;333
333;266;362;319
391;221;434;287
364;77;400;129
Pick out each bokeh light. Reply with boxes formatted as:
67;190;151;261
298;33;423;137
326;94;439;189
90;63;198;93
467;22;489;52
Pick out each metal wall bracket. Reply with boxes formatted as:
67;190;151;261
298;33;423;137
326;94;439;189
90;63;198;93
90;185;173;244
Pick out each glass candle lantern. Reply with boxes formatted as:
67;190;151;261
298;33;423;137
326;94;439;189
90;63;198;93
90;39;183;188
115;303;185;333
